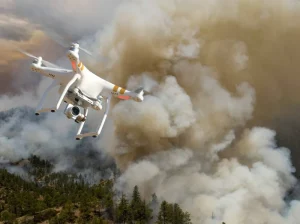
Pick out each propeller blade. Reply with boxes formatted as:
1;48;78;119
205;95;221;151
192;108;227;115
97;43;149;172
79;46;92;56
140;74;158;93
45;30;70;48
44;31;93;56
16;48;61;68
17;48;38;60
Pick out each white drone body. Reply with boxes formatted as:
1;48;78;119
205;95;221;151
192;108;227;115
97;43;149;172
21;43;144;140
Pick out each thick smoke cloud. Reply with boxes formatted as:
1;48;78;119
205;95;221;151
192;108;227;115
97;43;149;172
93;0;300;223
0;105;115;183
2;0;300;223
13;0;122;39
0;15;33;41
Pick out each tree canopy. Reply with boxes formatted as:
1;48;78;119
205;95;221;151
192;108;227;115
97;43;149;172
0;155;192;224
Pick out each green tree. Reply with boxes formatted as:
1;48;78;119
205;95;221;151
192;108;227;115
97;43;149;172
156;200;168;224
80;194;91;221
151;193;158;205
116;193;130;223
156;201;192;224
33;208;57;223
140;199;153;223
89;216;107;224
130;185;142;221
173;203;185;224
0;160;193;224
59;201;75;223
182;211;192;224
0;210;16;223
156;201;173;224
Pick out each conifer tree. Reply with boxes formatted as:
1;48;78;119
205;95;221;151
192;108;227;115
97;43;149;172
156;201;192;224
140;199;153;223
0;158;194;224
156;200;168;224
0;210;16;223
129;185;153;223
173;203;185;224
182;211;192;224
130;185;142;221
116;193;130;223
60;200;75;223
102;181;115;220
151;193;158;205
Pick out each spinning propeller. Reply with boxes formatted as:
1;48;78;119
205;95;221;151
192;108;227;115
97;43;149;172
74;43;92;56
42;28;111;73
17;48;61;68
46;31;93;56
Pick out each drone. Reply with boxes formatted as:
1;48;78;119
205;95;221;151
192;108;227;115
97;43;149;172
17;42;144;140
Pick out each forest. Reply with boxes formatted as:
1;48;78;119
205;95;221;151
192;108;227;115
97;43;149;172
0;155;192;224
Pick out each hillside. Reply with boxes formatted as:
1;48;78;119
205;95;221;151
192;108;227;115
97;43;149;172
0;155;192;224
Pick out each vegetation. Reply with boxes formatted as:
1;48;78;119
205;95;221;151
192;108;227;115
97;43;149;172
0;155;192;223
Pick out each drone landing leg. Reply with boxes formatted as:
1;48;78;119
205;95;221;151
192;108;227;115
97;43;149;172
75;96;111;140
36;74;80;114
53;74;80;112
35;80;57;115
75;108;89;140
95;95;111;137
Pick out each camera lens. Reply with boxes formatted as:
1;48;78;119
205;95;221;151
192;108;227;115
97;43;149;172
71;106;80;115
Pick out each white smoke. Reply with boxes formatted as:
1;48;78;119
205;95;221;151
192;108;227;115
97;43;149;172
94;0;300;223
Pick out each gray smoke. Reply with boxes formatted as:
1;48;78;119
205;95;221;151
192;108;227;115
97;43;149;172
95;0;300;223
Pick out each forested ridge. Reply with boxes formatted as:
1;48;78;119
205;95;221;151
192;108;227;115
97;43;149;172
0;155;192;224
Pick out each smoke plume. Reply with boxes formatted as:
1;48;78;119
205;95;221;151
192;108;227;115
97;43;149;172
96;0;300;223
2;0;300;223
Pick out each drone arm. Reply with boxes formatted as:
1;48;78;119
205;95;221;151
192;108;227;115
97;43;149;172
35;66;73;79
111;86;144;102
103;81;144;102
39;67;73;73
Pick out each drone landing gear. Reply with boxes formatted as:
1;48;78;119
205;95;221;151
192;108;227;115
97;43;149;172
75;96;111;140
35;80;57;115
35;74;80;115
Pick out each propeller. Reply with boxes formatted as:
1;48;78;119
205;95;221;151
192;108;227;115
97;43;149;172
127;73;157;96
77;44;92;56
17;48;61;68
140;73;158;94
45;31;93;56
41;28;112;74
